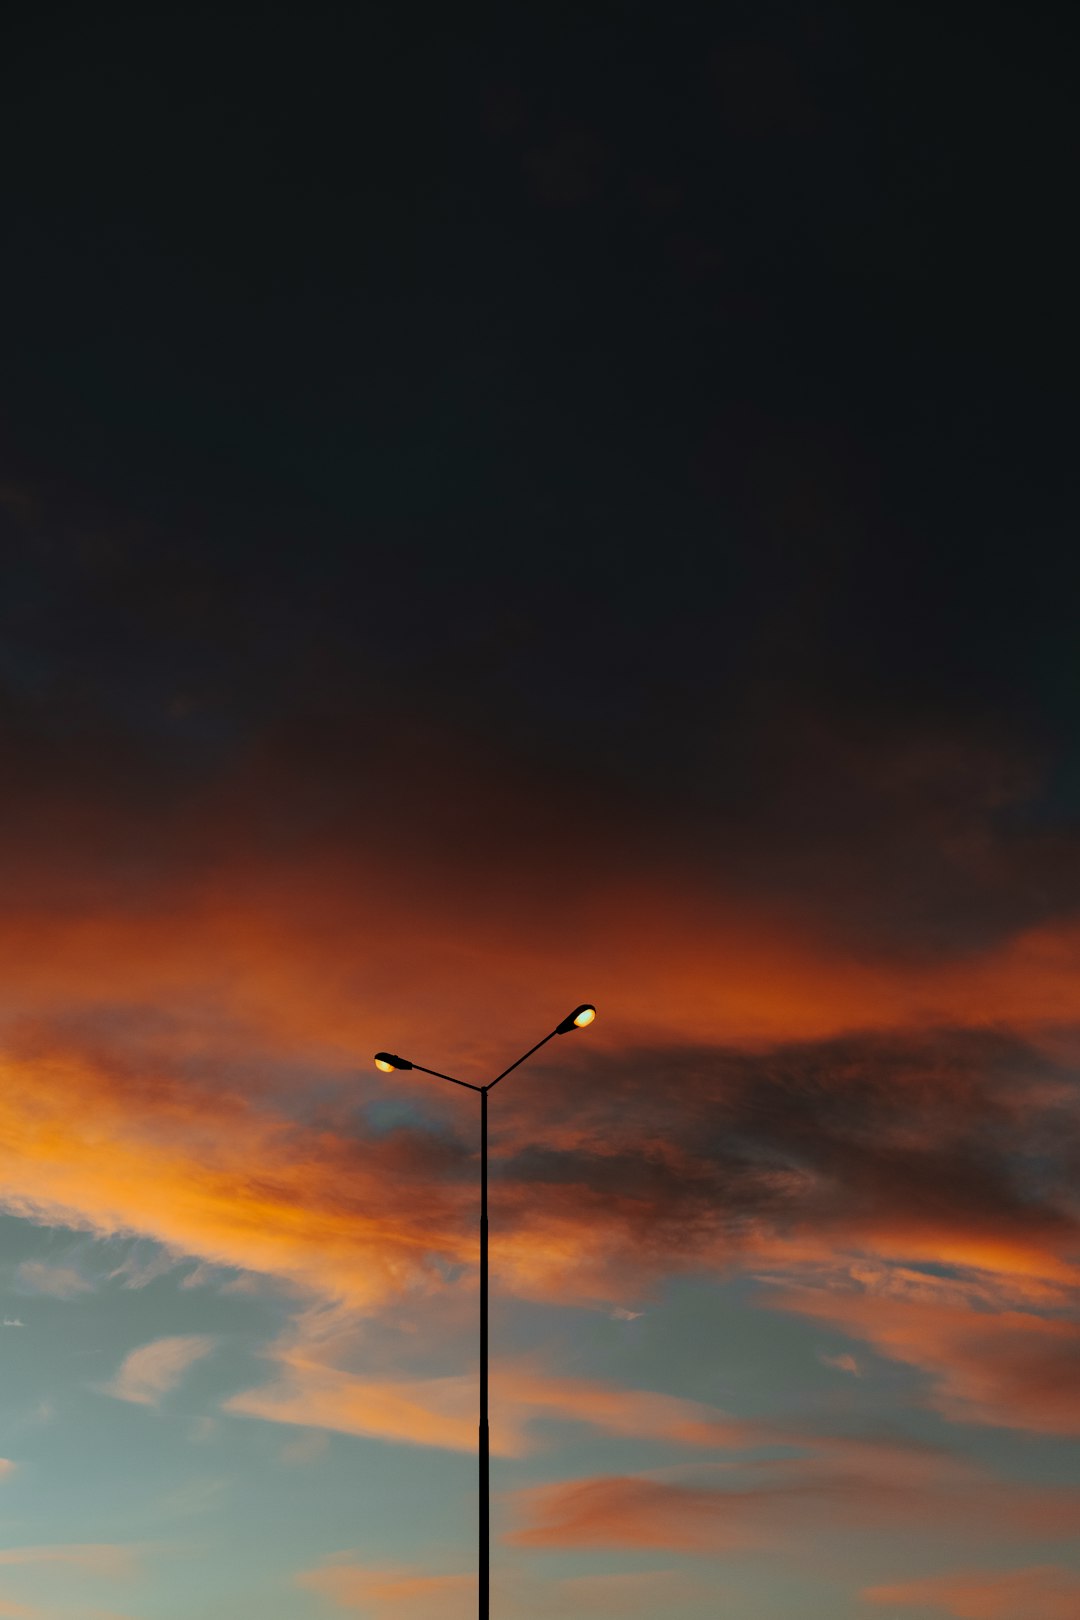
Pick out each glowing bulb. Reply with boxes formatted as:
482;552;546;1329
374;1057;395;1073
556;1003;597;1033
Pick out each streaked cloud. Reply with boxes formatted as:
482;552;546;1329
0;1597;39;1620
507;1474;755;1551
763;1279;1080;1435
505;1438;1080;1551
2;978;1079;1334
0;1544;139;1620
101;1335;216;1407
0;1045;471;1311
296;1561;475;1620
279;1430;330;1466
107;1244;179;1290
226;1357;753;1457
819;1351;859;1375
15;1261;91;1299
0;1544;136;1575
295;1558;704;1617
862;1565;1080;1619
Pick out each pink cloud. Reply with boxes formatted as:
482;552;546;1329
862;1565;1080;1619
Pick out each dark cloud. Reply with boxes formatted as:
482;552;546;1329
2;8;1077;955
490;1028;1080;1294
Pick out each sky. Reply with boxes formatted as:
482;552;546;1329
1;4;1078;1618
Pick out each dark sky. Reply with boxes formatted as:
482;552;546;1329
3;12;1080;1618
2;2;1077;955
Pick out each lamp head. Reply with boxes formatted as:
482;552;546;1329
374;1052;414;1072
556;1004;596;1035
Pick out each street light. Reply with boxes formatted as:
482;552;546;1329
373;1004;596;1620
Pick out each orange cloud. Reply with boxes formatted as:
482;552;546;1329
227;1363;481;1453
763;1281;1080;1434
226;1356;754;1456
294;1559;703;1617
3;1004;1079;1345
507;1474;755;1550
2;770;1080;1074
1;816;1079;1345
295;1562;475;1620
0;1045;471;1309
505;1438;1080;1552
862;1565;1080;1620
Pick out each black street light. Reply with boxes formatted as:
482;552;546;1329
374;1003;596;1619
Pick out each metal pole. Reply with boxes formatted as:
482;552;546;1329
479;1085;489;1620
375;1011;594;1616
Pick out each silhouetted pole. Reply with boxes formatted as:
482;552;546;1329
479;1085;489;1620
374;1004;596;1620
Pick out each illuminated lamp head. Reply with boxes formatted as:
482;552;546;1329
555;1004;596;1035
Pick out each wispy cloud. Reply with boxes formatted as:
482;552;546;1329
296;1562;474;1620
507;1474;754;1551
15;1261;91;1299
862;1564;1080;1619
3;1010;1080;1329
294;1559;705;1618
107;1243;178;1290
819;1350;859;1375
0;1544;136;1575
0;1597;39;1619
0;1546;139;1620
280;1431;329;1465
0;1044;472;1312
505;1440;1080;1552
225;1357;753;1457
762;1279;1080;1435
101;1335;215;1407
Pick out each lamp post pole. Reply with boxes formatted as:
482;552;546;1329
479;1082;489;1619
374;1004;596;1620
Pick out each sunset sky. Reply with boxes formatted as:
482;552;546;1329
1;6;1078;1619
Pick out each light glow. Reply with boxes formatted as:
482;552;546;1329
574;1006;596;1027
